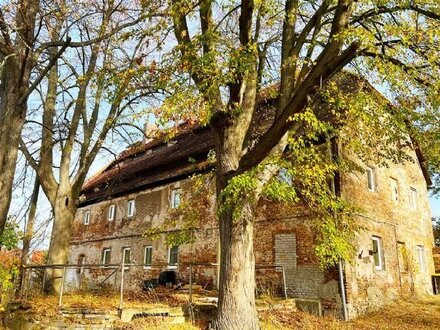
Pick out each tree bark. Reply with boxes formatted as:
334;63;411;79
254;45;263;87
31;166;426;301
46;186;77;293
216;200;259;330
19;176;40;291
0;0;39;236
213;117;260;329
0;58;28;235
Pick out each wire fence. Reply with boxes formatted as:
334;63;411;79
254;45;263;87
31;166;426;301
20;261;288;311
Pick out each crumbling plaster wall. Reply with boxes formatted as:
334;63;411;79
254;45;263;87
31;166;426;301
69;180;339;306
342;150;435;318
70;179;219;291
69;149;434;318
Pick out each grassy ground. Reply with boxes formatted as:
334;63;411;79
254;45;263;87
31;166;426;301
260;295;440;330
18;293;440;329
117;295;440;330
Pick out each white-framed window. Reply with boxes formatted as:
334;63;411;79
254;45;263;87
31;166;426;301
123;247;131;264
122;247;131;269
416;245;426;272
372;236;384;270
84;210;91;225
108;204;116;221
127;199;135;217
366;167;375;192
390;178;399;202
144;245;153;268
168;246;179;268
277;168;293;186
409;187;418;209
171;189;181;209
102;248;111;265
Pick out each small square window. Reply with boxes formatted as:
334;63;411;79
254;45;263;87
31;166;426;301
416;245;426;272
108;204;116;221
127;200;135;217
102;248;111;265
171;189;181;209
390;178;399;202
168;246;179;268
144;246;153;267
372;236;384;270
366;167;375;192
84;211;91;225
409;187;418;209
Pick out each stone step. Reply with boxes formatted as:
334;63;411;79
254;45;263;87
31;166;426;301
120;307;185;322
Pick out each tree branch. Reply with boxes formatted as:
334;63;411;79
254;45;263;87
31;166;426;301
18;37;71;104
238;41;360;173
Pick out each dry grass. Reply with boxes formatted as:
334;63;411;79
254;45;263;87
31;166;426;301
24;286;202;316
260;295;440;330
114;317;200;330
21;293;440;329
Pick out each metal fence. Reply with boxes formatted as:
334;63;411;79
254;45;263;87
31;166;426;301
20;261;287;311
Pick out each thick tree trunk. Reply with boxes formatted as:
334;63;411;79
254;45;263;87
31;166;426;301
46;188;77;293
0;52;27;235
215;201;259;330
213;115;260;329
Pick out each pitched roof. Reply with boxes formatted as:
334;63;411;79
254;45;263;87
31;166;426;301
79;74;431;206
80;125;214;206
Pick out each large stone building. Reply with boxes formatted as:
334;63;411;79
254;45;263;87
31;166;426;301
68;85;436;319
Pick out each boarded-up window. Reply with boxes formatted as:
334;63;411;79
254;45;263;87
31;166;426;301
409;187;418;209
275;233;297;270
417;245;426;272
397;242;408;273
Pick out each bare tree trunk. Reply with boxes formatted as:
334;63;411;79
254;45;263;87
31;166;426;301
0;0;39;237
216;201;259;330
46;187;77;293
213;119;260;329
19;176;40;291
0;61;27;235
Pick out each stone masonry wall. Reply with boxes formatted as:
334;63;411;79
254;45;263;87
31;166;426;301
69;181;340;312
341;149;435;318
69;147;434;319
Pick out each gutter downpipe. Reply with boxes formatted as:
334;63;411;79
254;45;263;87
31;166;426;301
329;139;349;321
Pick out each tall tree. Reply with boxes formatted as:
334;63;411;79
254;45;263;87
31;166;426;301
20;0;163;292
158;1;440;328
0;0;71;238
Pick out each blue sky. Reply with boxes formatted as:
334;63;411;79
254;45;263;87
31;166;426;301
430;196;440;218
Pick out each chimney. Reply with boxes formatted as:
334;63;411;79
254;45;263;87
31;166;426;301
143;122;157;144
